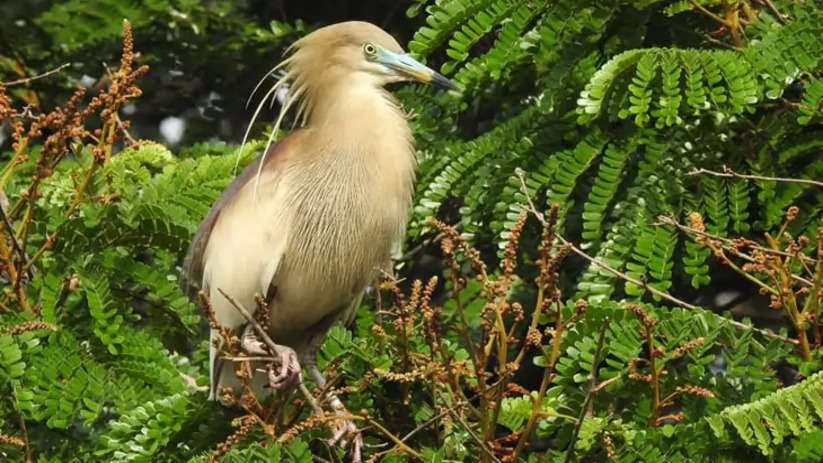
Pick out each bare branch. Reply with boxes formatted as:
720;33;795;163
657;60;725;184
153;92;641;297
687;166;823;189
2;63;71;86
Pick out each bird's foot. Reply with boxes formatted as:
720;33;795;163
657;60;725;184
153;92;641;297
330;419;362;463
265;344;302;391
240;324;269;356
241;324;301;391
327;397;363;463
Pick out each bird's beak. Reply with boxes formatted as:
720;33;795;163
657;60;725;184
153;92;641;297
381;51;458;91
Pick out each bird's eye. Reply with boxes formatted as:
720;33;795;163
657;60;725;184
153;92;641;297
363;43;377;58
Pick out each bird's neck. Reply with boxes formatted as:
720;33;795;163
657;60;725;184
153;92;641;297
307;82;410;142
304;80;416;207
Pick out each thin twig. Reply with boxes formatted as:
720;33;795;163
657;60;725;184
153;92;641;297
565;318;610;463
687;166;823;188
218;288;318;410
1;63;70;86
513;170;799;346
401;232;445;261
758;0;788;24
449;409;502;463
362;416;423;460
0;198;24;260
217;288;276;350
689;0;730;24
222;355;278;362
400;402;465;444
116;115;137;145
591;374;622;393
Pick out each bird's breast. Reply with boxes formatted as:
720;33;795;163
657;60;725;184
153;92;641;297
270;142;414;334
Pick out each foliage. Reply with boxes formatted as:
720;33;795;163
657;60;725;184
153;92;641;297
1;0;822;462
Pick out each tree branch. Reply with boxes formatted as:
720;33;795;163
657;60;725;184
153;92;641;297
687;166;823;188
2;63;70;86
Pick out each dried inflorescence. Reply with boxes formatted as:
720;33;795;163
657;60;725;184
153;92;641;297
626;303;657;329
6;321;58;335
277;411;350;444
414;205;572;461
674;385;715;398
210;415;258;462
626;303;715;426
671;337;704;359
1;19;148;314
0;434;25;447
684;206;823;361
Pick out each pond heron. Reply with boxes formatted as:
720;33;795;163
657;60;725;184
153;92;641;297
181;20;455;458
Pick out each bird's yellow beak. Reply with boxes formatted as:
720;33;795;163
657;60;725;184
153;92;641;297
380;51;458;91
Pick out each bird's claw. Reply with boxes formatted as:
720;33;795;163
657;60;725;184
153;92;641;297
329;416;362;463
241;324;269;356
266;345;302;391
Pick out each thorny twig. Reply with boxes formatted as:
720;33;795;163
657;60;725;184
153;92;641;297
399;402;466;444
514;169;800;346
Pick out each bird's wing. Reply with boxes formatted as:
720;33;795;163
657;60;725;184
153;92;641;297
179;129;307;302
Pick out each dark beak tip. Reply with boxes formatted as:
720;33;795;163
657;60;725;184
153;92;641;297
432;73;459;92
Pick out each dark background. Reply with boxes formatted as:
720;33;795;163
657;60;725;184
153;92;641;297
0;0;423;149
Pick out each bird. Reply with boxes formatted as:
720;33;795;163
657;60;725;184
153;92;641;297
180;19;455;432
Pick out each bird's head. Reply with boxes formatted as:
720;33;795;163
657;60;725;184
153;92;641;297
239;21;455;173
286;21;458;94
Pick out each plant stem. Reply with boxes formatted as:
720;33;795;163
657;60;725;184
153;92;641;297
511;301;564;461
646;326;662;426
565;318;610;463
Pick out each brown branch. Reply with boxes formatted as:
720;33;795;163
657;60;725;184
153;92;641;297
1;63;70;86
687;166;823;188
0;196;25;262
513;170;799;346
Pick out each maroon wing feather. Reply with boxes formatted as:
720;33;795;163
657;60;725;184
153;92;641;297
179;130;305;301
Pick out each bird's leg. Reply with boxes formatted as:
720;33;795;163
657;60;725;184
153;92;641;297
303;347;362;463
